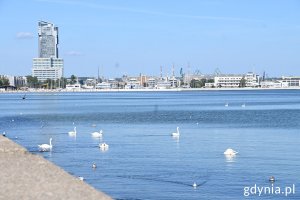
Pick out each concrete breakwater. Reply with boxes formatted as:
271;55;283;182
0;135;112;200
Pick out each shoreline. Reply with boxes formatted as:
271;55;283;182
1;87;300;93
0;135;112;200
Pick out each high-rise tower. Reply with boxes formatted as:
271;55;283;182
32;21;64;82
38;21;59;58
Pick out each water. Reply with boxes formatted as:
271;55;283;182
0;90;299;199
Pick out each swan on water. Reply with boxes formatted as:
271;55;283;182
171;127;180;137
225;102;229;107
38;138;52;152
99;142;109;150
91;130;103;138
224;148;238;156
241;103;246;107
68;127;77;137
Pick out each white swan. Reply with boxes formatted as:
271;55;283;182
68;127;76;137
225;102;229;107
2;132;6;137
241;103;246;107
171;127;180;137
224;148;238;156
91;130;103;138
38;138;52;152
99;142;109;150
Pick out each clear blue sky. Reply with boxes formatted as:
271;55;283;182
1;0;300;78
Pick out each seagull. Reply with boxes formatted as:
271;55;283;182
92;163;97;169
78;176;84;181
2;132;6;137
38;138;53;152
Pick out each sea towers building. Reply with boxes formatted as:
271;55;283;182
32;21;63;81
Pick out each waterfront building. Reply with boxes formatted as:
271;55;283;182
32;21;63;81
66;83;81;91
260;81;288;88
169;77;179;88
147;78;157;88
32;58;63;81
82;78;96;89
214;72;259;88
157;79;172;89
214;74;244;87
108;79;119;89
280;76;300;87
245;72;260;87
96;82;111;89
125;78;141;89
2;75;27;87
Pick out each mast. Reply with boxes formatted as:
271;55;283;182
160;66;163;80
172;64;175;87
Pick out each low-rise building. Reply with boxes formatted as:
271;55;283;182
214;72;259;88
280;76;300;87
214;74;244;88
3;75;27;87
96;82;111;89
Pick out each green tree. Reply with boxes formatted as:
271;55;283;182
190;79;202;88
239;77;246;88
70;75;77;84
0;77;9;86
26;76;39;88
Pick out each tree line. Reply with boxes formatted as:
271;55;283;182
26;75;78;89
0;77;9;86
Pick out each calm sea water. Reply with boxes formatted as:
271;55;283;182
0;90;299;199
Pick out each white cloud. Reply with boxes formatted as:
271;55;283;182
65;51;83;56
16;32;34;39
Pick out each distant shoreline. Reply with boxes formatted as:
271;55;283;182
1;87;300;94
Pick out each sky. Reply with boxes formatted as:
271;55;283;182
0;0;300;78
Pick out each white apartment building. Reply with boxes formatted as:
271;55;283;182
280;76;300;87
214;74;244;87
32;58;63;81
214;72;259;88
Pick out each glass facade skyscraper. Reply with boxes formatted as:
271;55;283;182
32;21;63;81
38;21;59;58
